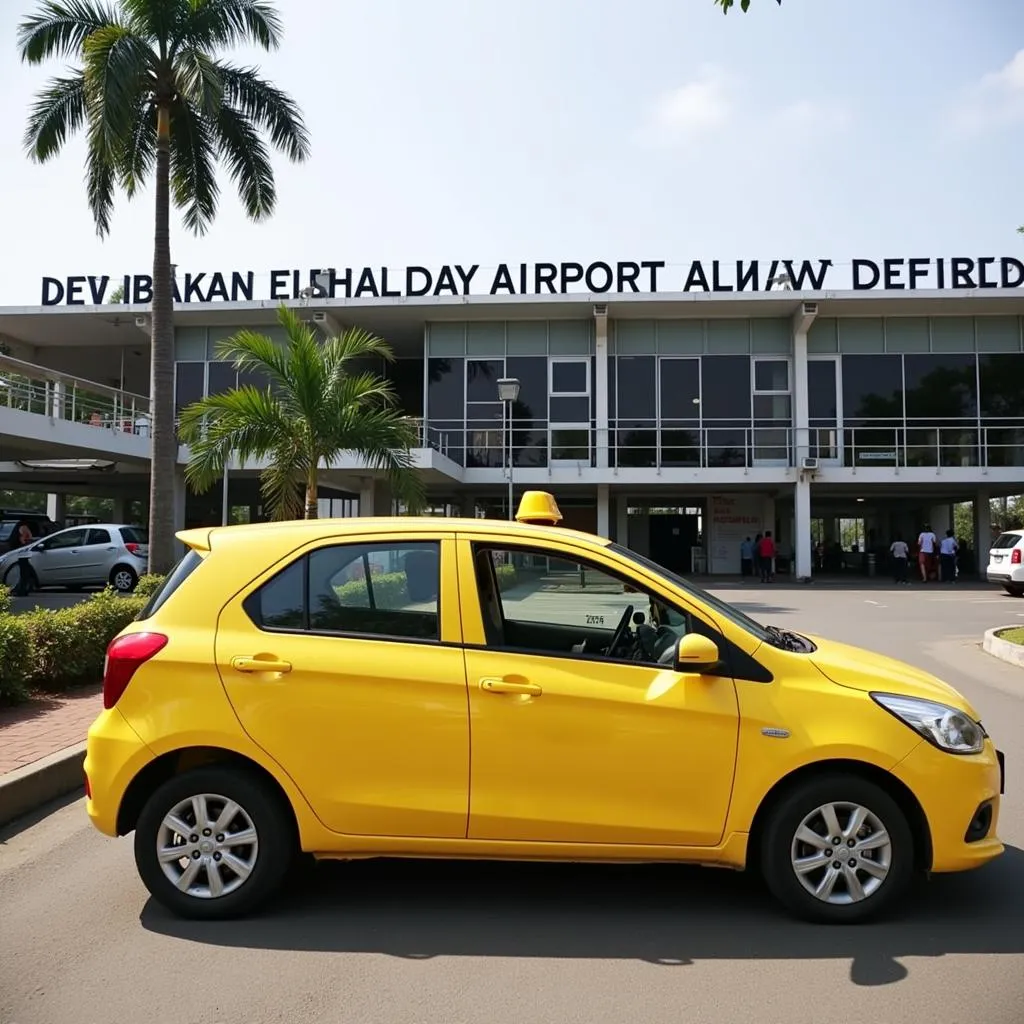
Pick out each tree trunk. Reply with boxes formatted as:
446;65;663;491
304;465;318;519
147;104;178;574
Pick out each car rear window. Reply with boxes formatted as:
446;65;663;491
120;526;149;545
136;549;204;620
991;533;1024;550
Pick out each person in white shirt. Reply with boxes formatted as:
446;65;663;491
917;524;937;582
890;536;910;584
939;529;959;583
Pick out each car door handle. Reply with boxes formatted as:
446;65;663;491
480;678;542;696
232;656;292;674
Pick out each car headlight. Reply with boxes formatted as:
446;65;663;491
871;693;986;755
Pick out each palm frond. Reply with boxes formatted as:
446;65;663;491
18;0;118;63
120;0;182;46
23;71;86;161
118;97;156;195
84;127;116;235
82;24;152;162
175;46;224;118
175;0;283;53
215;63;309;161
212;103;276;220
260;453;305;521
169;94;220;233
212;328;297;405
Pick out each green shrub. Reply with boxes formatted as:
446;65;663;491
134;573;165;598
0;584;10;616
19;588;147;693
495;563;518;591
0;614;32;703
334;571;407;605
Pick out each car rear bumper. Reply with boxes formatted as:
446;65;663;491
84;708;154;836
890;738;1004;873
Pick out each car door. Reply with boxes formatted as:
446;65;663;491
214;531;470;839
78;527;115;583
457;534;740;848
33;528;89;584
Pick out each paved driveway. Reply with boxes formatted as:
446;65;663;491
1;584;1022;1024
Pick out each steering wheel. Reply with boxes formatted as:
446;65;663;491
606;604;635;658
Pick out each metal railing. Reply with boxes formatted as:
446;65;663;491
0;354;152;437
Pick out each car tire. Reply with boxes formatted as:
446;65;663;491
1004;585;1023;598
110;564;138;593
759;774;915;924
134;766;295;920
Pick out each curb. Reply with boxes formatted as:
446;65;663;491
982;627;1024;669
0;742;86;829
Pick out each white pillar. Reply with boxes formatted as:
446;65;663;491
596;484;610;538
594;309;610;469
46;493;65;525
359;479;393;516
791;308;814;467
795;477;812;579
974;491;991;576
929;504;951;537
111;496;127;523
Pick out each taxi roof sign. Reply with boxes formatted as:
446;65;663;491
515;490;563;526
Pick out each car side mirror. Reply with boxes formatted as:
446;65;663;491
674;633;723;675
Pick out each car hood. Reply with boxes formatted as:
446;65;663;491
804;634;980;720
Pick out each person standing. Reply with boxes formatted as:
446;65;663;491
890;535;909;584
917;523;937;582
758;531;777;582
740;536;754;577
939;529;958;583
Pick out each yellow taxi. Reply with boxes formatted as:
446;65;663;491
84;491;1004;923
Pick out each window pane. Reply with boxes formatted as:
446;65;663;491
979;354;1024;418
615;356;655;419
207;361;237;396
841;354;903;423
387;358;424;416
659;358;700;418
903;354;977;419
174;362;204;412
615;425;656;467
466;359;504;403
86;528;112;545
660;426;700;466
701;356;751;420
549;396;589;422
551;360;588;394
808;361;837;420
308;543;439;639
753;394;792;422
47;528;87;549
249;559;305;629
754;360;789;392
119;527;148;544
427;358;464;420
506;356;548;422
551;429;589;460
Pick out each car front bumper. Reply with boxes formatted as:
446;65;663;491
890;738;1004;873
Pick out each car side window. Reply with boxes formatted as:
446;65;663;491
473;544;717;668
86;528;112;545
43;529;87;550
244;541;441;642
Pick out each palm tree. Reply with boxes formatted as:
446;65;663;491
179;305;424;520
18;0;309;572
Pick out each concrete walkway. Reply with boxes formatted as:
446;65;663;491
0;685;100;776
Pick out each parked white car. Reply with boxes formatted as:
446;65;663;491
0;523;148;593
986;529;1024;597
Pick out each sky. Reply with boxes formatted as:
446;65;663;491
0;0;1022;305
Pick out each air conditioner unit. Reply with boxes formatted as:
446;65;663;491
593;303;608;317
800;456;820;471
802;301;818;315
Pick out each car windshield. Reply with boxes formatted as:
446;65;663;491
0;522;17;542
609;542;771;641
120;526;149;545
991;533;1023;550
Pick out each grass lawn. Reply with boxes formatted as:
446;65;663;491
996;626;1024;646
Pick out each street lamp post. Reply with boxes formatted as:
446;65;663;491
497;377;520;519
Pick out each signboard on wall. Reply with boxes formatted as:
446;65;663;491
709;495;768;575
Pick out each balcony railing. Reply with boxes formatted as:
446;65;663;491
0;354;152;436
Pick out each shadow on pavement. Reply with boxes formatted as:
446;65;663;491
141;845;1024;986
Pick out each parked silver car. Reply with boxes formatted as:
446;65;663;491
0;523;148;593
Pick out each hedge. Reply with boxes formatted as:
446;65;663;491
0;581;160;705
333;563;518;605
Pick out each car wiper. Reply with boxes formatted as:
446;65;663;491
765;625;812;652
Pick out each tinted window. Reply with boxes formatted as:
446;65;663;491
86;528;112;545
808;361;837;420
660;358;700;418
45;528;87;550
903;354;977;419
175;362;204;412
991;533;1024;550
978;354;1024;418
615;356;655;419
841;354;903;422
387;358;424;416
551;360;588;394
137;549;204;620
119;527;149;544
246;542;440;641
466;359;504;403
754;360;789;392
427;358;463;420
207;361;238;396
506;356;547;423
701;356;751;420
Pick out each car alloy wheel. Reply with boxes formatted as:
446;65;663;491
157;792;260;899
111;566;137;592
790;801;892;905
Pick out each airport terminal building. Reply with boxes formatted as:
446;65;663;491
2;256;1023;579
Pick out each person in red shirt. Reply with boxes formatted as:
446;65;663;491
758;531;777;582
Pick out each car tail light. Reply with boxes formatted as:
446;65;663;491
1013;549;1022;565
103;632;168;709
125;542;139;554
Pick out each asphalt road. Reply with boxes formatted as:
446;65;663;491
2;584;1023;1024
